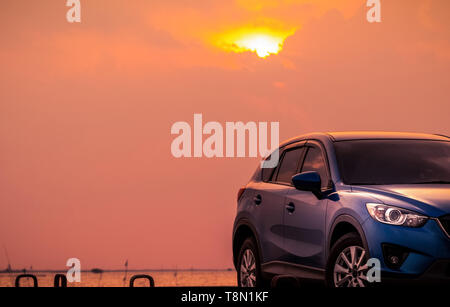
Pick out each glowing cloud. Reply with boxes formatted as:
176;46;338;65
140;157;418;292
212;26;296;58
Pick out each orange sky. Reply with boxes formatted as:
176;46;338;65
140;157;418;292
0;0;449;270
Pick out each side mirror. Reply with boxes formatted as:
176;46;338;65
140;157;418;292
291;171;322;198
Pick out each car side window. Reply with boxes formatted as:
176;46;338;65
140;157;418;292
275;148;303;184
261;153;278;182
301;146;329;188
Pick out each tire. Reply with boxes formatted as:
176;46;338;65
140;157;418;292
237;237;264;287
326;232;370;287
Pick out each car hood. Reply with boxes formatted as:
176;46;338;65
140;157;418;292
351;184;450;217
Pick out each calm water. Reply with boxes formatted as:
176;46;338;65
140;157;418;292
0;271;237;287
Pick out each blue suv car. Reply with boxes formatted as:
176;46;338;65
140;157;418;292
232;132;450;287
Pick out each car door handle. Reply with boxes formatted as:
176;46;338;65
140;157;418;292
253;194;262;205
285;202;295;213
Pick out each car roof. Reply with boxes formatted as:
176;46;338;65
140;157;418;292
280;131;449;147
327;131;449;141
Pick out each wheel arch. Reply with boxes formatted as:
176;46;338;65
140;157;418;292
328;215;370;258
232;219;263;269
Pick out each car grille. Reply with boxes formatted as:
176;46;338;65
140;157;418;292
438;215;450;238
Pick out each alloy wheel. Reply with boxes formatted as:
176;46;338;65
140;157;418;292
239;249;257;287
333;245;369;287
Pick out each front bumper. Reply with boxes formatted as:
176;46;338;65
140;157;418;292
362;217;450;283
382;260;450;284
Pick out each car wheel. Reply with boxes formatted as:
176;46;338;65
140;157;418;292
237;237;262;287
326;232;370;287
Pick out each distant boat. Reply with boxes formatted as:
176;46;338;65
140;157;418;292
0;265;12;273
91;268;104;274
91;268;104;287
2;246;12;273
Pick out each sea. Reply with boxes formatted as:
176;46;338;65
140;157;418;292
0;270;237;287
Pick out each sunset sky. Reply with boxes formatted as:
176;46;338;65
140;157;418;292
1;0;449;270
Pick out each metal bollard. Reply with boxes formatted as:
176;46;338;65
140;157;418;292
15;274;38;287
54;274;68;288
129;274;155;287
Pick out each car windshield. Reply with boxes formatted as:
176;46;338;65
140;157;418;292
334;139;450;185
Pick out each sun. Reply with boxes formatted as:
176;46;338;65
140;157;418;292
212;26;296;58
234;34;284;58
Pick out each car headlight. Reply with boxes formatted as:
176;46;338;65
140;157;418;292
366;203;428;227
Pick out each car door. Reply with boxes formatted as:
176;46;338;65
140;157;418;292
253;145;305;263
282;141;330;268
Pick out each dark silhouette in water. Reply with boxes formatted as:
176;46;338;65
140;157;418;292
91;268;104;287
2;245;12;273
54;274;68;288
15;274;38;287
174;265;178;286
129;274;155;287
123;260;128;287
